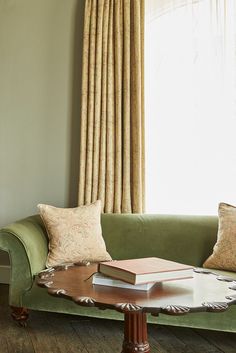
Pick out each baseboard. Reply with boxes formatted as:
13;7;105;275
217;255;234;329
0;265;10;284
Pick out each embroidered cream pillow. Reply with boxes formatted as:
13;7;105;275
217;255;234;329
38;200;112;268
203;203;236;271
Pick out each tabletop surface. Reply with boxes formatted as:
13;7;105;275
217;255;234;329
37;263;236;315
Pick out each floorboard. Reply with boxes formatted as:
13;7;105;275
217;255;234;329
0;284;235;353
195;329;236;353
167;326;224;353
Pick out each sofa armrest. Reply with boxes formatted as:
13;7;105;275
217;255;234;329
0;215;48;306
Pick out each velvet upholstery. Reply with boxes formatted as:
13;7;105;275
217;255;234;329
1;213;236;332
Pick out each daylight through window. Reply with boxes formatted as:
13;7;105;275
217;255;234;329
145;0;236;215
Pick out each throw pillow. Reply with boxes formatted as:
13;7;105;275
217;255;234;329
38;200;112;268
203;202;236;271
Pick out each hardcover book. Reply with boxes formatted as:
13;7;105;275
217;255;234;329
98;257;193;285
92;273;156;291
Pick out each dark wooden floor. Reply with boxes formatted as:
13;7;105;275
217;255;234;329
0;284;235;353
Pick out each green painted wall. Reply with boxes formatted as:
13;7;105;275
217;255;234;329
0;0;85;265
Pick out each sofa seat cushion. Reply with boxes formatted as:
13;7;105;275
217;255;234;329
202;268;236;280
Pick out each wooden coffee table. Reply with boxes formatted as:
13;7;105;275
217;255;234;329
37;263;236;353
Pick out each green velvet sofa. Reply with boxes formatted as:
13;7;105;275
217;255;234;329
0;213;236;332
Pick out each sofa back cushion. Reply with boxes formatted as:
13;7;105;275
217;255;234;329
101;214;218;267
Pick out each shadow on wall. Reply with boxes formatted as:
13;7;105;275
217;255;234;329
68;0;85;207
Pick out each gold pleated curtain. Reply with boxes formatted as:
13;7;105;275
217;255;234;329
78;0;145;213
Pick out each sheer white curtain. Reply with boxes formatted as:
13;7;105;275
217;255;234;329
145;0;236;215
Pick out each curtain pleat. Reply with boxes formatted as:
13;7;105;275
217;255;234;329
122;0;131;213
106;0;115;212
78;0;145;213
98;0;109;205
92;0;103;202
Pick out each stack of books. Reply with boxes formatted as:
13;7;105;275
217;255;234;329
92;257;193;292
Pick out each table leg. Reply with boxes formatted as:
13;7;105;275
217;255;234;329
122;311;150;353
10;306;29;327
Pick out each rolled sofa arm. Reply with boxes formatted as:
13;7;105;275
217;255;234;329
0;215;48;306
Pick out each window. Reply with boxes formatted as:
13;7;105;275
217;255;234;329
145;0;236;215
